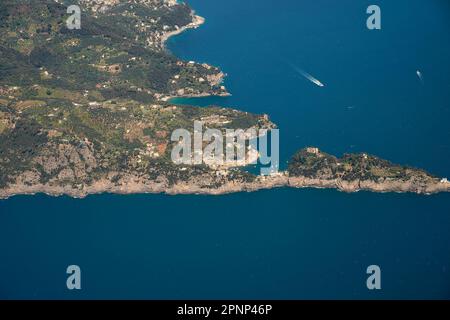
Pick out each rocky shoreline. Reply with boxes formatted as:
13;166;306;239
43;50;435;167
1;170;449;200
288;176;450;195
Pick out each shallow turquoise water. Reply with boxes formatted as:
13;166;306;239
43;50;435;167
0;0;449;299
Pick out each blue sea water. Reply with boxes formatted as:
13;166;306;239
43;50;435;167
1;0;450;299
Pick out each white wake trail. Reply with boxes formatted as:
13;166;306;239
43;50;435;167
291;64;325;87
416;70;424;84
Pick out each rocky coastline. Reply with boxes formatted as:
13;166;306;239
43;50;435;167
1;167;448;200
1;1;449;200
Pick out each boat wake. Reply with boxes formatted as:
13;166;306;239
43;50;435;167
416;70;424;84
290;64;325;87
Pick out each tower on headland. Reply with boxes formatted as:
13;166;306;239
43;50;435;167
306;147;320;155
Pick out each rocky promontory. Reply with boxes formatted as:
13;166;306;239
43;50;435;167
287;147;450;195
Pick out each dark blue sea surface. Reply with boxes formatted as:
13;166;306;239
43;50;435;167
1;0;449;299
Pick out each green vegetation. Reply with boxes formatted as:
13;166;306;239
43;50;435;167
0;0;262;191
0;96;270;188
2;1;440;197
0;0;226;102
288;148;436;183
